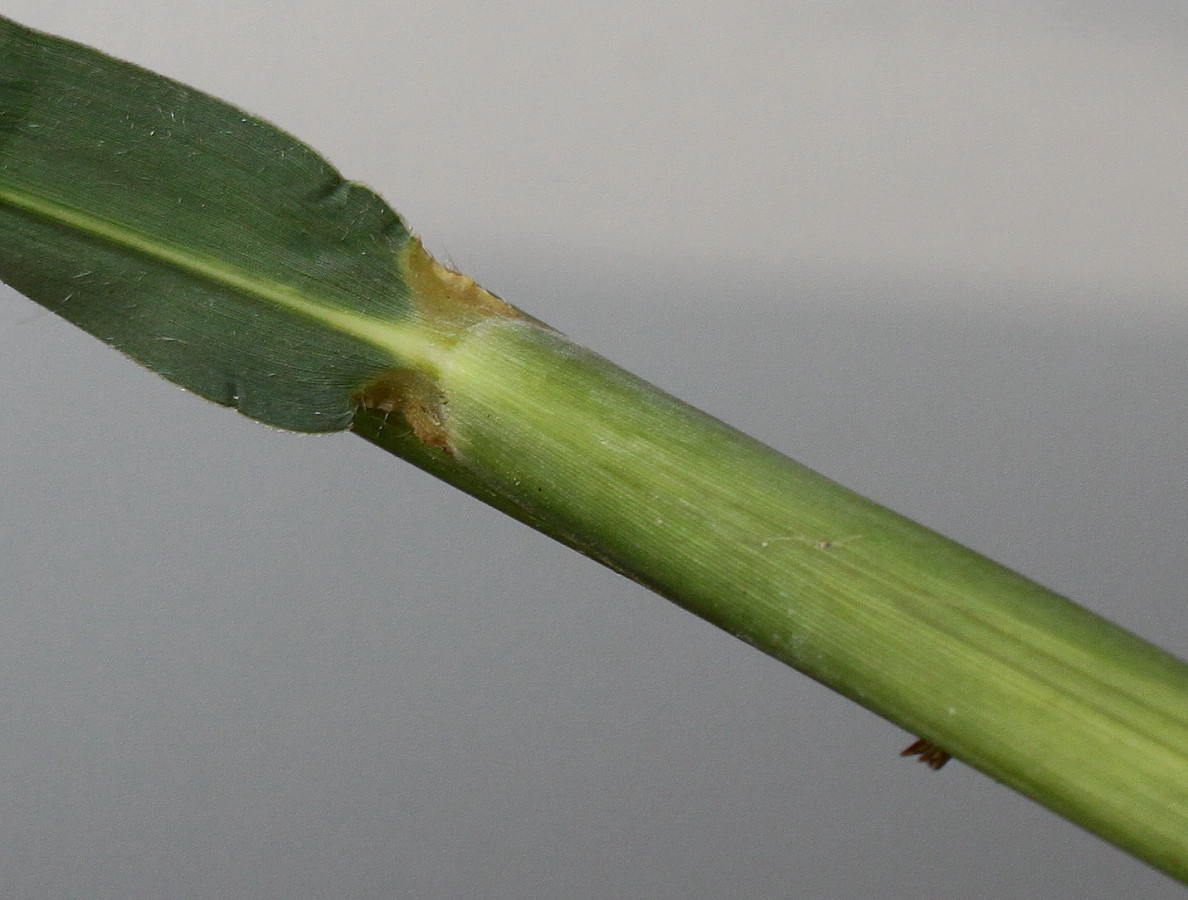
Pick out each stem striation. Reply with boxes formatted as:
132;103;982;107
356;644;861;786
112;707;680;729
355;317;1188;882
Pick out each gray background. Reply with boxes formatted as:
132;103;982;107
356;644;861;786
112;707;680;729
1;3;1185;897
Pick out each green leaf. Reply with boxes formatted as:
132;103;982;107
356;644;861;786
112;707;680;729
4;14;1187;883
0;15;426;431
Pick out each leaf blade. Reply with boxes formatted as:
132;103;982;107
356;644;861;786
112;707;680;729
0;15;418;430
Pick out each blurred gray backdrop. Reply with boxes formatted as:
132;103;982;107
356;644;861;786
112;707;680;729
1;3;1185;897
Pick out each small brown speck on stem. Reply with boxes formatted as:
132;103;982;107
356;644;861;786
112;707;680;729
900;738;952;770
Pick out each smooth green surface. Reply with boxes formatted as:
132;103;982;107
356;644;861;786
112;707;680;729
0;15;423;431
2;10;1186;884
360;318;1188;881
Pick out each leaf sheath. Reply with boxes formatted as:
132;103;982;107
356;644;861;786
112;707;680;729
357;319;1188;880
1;13;1186;883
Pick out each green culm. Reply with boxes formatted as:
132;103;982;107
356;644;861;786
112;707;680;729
0;14;1185;882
